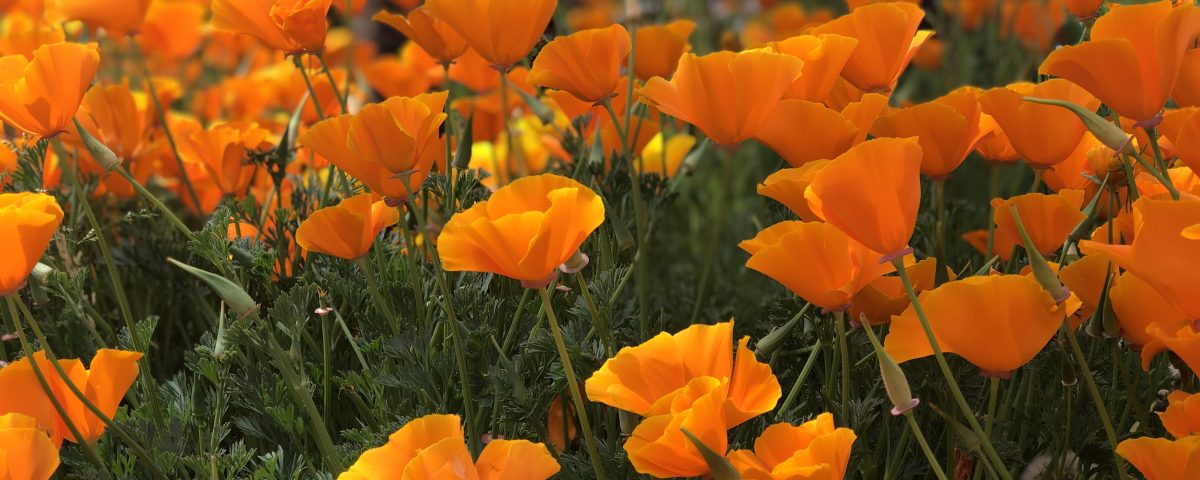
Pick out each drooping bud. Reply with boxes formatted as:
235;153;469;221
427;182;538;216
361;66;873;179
71;118;121;170
168;258;259;320
1010;206;1071;304
859;315;918;415
1023;97;1134;155
756;304;811;357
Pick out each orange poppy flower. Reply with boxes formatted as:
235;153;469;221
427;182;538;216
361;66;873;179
0;13;64;60
638;49;803;145
339;414;560;480
585;321;781;478
886;275;1073;376
974;114;1021;163
979;79;1101;169
991;189;1086;256
138;0;206;62
851;257;948;326
437;174;605;287
1159;391;1200;439
295;194;399;261
530;24;631;104
809;2;932;93
961;229;1018;262
178;122;271;196
0;349;142;445
740;221;895;311
1057;253;1116;325
753;93;888;167
374;6;468;64
1001;0;1068;53
1111;271;1189;350
425;0;558;69
57;0;150;35
1065;0;1103;19
0;412;59;480
1081;196;1200;320
727;413;856;480
1174;49;1200;107
0;42;100;139
1163;108;1200;175
767;33;859;103
546;395;577;454
637;133;696;178
0;145;15;189
872;86;991;178
1040;0;1200;123
1116;436;1200;479
1043;132;1104;192
211;0;333;55
805;137;924;258
0;193;63;296
758;160;830;221
632;20;695;81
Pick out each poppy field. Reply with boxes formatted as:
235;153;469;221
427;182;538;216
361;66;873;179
3;0;1200;478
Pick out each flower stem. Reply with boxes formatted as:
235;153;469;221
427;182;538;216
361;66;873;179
1060;317;1129;479
354;256;398;334
600;100;650;338
777;338;823;420
574;272;615;356
834;310;851;426
906;413;950;480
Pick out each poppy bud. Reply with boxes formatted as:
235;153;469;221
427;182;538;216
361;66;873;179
1009;206;1072;304
71;119;121;171
755;305;810;357
861;316;918;416
1023;97;1134;155
168;258;259;320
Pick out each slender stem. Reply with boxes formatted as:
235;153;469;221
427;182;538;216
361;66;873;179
498;71;524;180
933;180;950;285
574;272;614;356
985;376;1000;438
537;289;607;480
442;62;456;214
113;164;194;240
321;309;332;429
131;39;201;210
295;55;327;121
834;310;851;426
777;339;823;420
315;54;348;112
601;100;650;337
354;256;397;334
1061;317;1129;479
1027;169;1043;194
501;289;531;353
906;413;951;480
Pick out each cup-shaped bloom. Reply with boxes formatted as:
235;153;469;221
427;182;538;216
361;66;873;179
212;0;332;54
1081;196;1200;319
804;137;924;258
753;93;888;167
1040;1;1200;123
0;42;100;139
740;221;895;311
872;87;991;178
885;275;1071;375
851;258;946;326
809;2;932;93
1117;436;1200;479
425;0;557;68
0;413;59;480
179;122;270;196
373;6;467;64
58;0;150;35
0;193;63;296
632;20;695;81
586;321;781;478
296;194;399;260
979;80;1101;169
530;24;631;103
1175;50;1200;108
758;160;830;222
0;350;142;446
1057;253;1115;325
1111;272;1189;351
638;49;803;145
437;174;605;287
339;414;559;480
637;133;695;178
991;189;1086;256
768;34;859;103
727;413;856;480
975;114;1021;163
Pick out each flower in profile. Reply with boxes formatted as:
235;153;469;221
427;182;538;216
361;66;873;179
373;6;468;64
339;414;559;480
425;0;558;69
57;0;150;35
178;122;271;196
1158;391;1200;439
0;42;100;139
872;86;991;179
767;33;859;103
805;137;924;259
991;189;1086;256
637;133;695;178
1111;271;1189;352
885;275;1072;376
0;193;63;296
638;49;803;145
757;160;830;221
740;221;895;312
753;93;888;167
0;349;142;445
979;79;1101;169
211;0;333;55
810;2;932;93
1040;0;1200;124
438;174;605;288
530;24;631;103
727;413;856;480
0;412;59;480
1116;436;1200;479
632;20;695;81
585;321;781;478
296;194;399;261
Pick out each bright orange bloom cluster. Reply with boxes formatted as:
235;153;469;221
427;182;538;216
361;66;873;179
0;42;99;139
728;412;857;479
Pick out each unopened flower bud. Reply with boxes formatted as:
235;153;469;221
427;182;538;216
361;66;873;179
1023;97;1134;155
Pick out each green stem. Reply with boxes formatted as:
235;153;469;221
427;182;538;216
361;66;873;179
354;256;398;334
131;39;201;210
498;71;524;180
113;164;195;240
776;338;823;420
600;100;650;338
315;54;348;112
294;55;327;121
574;271;615;356
1061;317;1129;479
985;376;1000;438
906;413;950;480
934;179;950;285
834;310;851;426
501;289;531;353
537;289;607;480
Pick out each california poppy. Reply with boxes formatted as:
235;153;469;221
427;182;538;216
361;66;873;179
991;189;1086;256
339;414;560;480
0;412;59;480
727;413;857;480
1065;0;1104;19
805;137;924;259
961;228;1018;262
632;20;695;81
1163;108;1200;175
740;221;895;311
638;49;803;145
137;0;206;62
0;349;142;445
585;321;781;478
851;258;949;326
768;34;859;103
296;194;399;261
0;42;100;139
1057;253;1115;325
1040;0;1200;124
178;122;271;196
425;0;558;69
530;24;631;104
373;6;468;64
211;0;333;55
753;93;888;167
637;133;695;178
942;0;996;31
885;275;1072;376
1043;132;1104;192
979;79;1101;169
0;193;63;296
1174;49;1200;108
809;2;932;93
1159;391;1200;439
757;160;830;221
57;0;150;35
1116;436;1200;479
0;13;64;60
1111;271;1189;350
438;174;605;288
872;86;991;179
